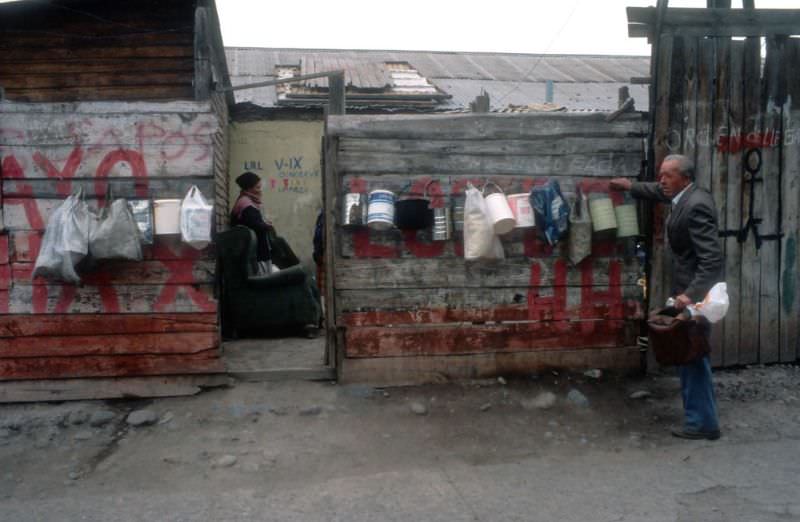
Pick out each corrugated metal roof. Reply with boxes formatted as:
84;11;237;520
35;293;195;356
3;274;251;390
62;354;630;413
225;47;651;112
226;48;649;82
435;79;649;112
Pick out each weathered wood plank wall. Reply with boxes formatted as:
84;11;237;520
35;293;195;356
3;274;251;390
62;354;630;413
0;0;196;102
652;34;800;365
327;113;648;384
0;101;223;380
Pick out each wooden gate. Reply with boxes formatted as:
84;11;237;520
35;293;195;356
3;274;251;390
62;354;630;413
634;6;800;365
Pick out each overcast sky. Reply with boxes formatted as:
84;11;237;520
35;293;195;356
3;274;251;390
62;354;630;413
216;0;798;55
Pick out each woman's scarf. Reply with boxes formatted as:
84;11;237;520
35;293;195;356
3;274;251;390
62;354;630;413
232;188;262;221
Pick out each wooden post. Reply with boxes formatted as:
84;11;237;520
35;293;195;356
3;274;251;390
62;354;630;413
193;7;211;101
329;72;346;116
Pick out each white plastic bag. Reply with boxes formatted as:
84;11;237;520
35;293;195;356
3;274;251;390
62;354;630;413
180;186;213;250
689;282;729;323
463;183;504;261
33;188;91;284
89;189;143;261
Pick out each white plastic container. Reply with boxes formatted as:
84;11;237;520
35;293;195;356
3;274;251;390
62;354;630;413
506;193;535;228
483;183;516;235
154;199;181;235
366;189;396;230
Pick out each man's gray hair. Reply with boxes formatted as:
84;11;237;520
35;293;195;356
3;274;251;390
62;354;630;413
663;154;695;180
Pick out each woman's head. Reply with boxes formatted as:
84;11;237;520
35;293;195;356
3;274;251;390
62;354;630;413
236;171;261;191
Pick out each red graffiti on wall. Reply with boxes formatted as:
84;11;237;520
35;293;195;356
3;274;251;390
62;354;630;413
527;259;568;321
151;241;215;313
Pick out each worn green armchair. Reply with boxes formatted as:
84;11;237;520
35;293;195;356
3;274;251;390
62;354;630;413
216;226;321;339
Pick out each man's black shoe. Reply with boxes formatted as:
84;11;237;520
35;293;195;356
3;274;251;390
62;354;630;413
671;427;721;440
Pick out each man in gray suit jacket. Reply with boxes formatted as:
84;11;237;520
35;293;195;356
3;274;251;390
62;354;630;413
611;154;723;440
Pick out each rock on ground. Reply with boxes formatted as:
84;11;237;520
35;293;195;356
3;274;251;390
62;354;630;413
214;455;237;468
126;409;158;427
410;402;428;415
567;389;590;408
522;391;558;410
89;410;116;427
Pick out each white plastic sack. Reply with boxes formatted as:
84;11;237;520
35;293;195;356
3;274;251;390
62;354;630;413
33;188;91;284
89;197;143;261
690;282;729;323
180;186;213;250
463;183;504;261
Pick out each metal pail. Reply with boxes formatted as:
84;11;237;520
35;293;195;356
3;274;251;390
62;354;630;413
366;189;396;230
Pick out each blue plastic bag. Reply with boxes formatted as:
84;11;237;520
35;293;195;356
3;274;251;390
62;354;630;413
530;180;570;246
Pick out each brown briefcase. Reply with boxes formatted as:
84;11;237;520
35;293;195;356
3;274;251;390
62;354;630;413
647;307;711;366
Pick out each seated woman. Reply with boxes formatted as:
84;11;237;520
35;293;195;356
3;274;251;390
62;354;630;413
231;171;274;275
228;171;320;337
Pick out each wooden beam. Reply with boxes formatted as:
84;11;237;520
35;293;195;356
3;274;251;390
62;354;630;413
344;320;635;358
628;7;800;38
0;374;232;403
339;347;640;386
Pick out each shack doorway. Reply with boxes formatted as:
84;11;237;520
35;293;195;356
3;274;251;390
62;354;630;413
217;119;331;381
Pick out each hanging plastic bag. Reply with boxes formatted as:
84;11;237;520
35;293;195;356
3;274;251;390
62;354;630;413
180;186;213;250
33;188;91;284
688;282;729;323
530;179;570;247
567;189;592;266
463;182;504;261
89;187;143;261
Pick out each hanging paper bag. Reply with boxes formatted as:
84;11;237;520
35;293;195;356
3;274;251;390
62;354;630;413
463;183;504;261
180;185;213;249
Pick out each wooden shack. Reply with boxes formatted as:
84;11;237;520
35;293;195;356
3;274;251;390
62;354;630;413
324;112;648;384
0;0;232;399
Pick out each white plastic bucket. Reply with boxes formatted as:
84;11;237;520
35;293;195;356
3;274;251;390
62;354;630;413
485;192;516;235
507;193;535;228
367;190;396;230
154;199;181;235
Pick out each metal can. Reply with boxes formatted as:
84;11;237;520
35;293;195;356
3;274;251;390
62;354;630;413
452;197;465;232
342;192;366;227
432;207;452;241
